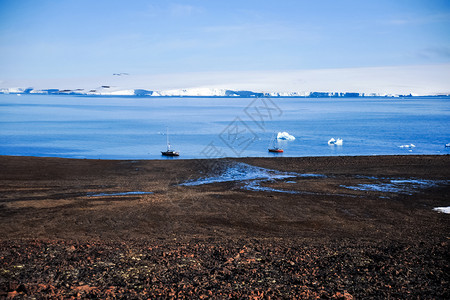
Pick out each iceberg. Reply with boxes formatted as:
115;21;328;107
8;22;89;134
277;132;295;141
328;138;343;145
398;144;416;148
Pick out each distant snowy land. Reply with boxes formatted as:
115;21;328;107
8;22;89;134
1;64;449;97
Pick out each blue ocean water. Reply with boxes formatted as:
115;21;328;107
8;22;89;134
0;94;449;159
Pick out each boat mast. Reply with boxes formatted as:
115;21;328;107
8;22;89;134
166;127;171;151
269;133;276;149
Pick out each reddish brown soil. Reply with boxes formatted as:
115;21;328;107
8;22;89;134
0;155;449;298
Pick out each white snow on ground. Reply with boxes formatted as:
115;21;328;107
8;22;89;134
433;207;450;214
1;64;449;96
0;87;26;93
155;88;230;97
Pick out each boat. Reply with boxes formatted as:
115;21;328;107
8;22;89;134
161;128;180;156
268;133;284;153
268;148;284;153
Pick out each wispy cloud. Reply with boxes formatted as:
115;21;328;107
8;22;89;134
139;2;203;18
385;12;450;25
169;3;202;17
202;22;320;43
418;46;450;59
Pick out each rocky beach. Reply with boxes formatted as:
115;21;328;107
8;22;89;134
0;155;449;298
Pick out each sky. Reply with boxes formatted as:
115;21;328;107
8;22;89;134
0;0;449;88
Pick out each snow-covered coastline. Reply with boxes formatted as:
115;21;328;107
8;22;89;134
0;86;450;98
0;87;447;98
1;64;449;97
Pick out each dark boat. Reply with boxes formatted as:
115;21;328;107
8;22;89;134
161;150;180;156
268;133;284;153
161;128;180;156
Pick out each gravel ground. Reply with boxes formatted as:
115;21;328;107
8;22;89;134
0;155;449;298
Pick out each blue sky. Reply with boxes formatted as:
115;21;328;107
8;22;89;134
0;0;449;80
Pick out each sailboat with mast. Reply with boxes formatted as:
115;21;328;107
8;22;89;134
268;133;284;153
161;127;180;156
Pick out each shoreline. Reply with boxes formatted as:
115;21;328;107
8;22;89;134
3;93;450;98
1;152;449;161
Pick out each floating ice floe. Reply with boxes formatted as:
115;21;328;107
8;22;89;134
277;132;295;141
398;144;415;148
328;138;343;145
445;143;450;147
433;207;450;214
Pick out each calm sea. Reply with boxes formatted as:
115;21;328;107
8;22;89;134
0;94;449;159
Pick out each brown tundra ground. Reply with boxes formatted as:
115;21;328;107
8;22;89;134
0;155;449;298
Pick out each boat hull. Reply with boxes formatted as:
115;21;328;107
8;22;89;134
161;151;180;156
268;148;284;153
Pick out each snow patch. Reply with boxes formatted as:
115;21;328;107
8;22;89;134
433;206;450;214
1;64;450;96
155;88;229;97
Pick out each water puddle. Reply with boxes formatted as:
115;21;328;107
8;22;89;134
341;179;447;195
180;162;447;198
243;180;300;194
181;162;300;186
180;162;325;194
